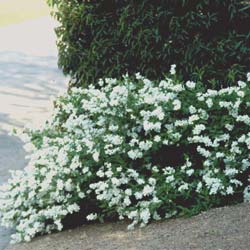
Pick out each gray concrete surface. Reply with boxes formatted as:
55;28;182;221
0;16;66;250
6;203;250;250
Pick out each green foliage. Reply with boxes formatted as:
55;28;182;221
2;71;250;242
48;0;250;88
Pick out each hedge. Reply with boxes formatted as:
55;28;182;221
48;0;250;88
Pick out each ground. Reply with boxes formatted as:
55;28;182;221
6;203;250;250
0;16;66;250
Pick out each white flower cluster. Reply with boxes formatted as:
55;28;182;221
1;71;250;243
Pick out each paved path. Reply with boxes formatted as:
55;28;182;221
0;16;67;250
6;203;250;250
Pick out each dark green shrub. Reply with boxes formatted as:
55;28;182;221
48;0;250;88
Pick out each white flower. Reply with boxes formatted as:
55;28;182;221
128;150;143;160
173;99;181;110
142;185;154;196
109;124;119;132
82;167;89;174
128;210;138;219
197;146;211;158
142;120;162;133
135;72;144;80
68;203;80;213
24;235;31;242
105;170;113;178
178;183;189;192
93;151;100;162
154;135;161;142
189;105;196;114
153;211;161;220
148;178;156;186
237;91;245;98
152;166;159;173
124;196;131;206
193;124;206;135
152;107;165;120
65;179;73;192
188;114;199;124
135;192;143;200
79;192;85;198
225;124;233;131
57;149;68;166
242;159;250;170
186;169;194;176
186;81;196;89
238;80;246;88
55;220;63;231
117;167;122;172
224;168;238;176
203;175;223;195
165;176;175;183
97;170;104;177
139;141;152;151
196;182;202;193
111;177;120;186
98;79;104;87
226;186;234;195
170;64;176;75
215;152;224;158
57;180;64;191
86;213;98;221
125;189;132;196
137;178;145;185
206;98;213;108
140;208;151;224
244;186;250;202
247;73;250;82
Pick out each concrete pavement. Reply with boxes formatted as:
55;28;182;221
0;16;67;249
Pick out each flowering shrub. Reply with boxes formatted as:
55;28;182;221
1;69;250;243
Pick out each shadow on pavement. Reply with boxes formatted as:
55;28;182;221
0;50;67;131
0;131;27;250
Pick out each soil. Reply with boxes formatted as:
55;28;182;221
6;203;250;250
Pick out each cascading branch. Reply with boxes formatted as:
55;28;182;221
1;68;250;243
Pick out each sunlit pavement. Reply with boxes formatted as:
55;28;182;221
0;16;67;249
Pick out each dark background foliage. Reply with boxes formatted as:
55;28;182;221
48;0;250;88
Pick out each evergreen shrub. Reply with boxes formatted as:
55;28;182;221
48;0;250;88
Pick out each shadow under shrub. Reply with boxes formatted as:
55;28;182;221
1;70;250;243
48;0;250;88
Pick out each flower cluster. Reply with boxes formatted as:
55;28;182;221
1;69;250;243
